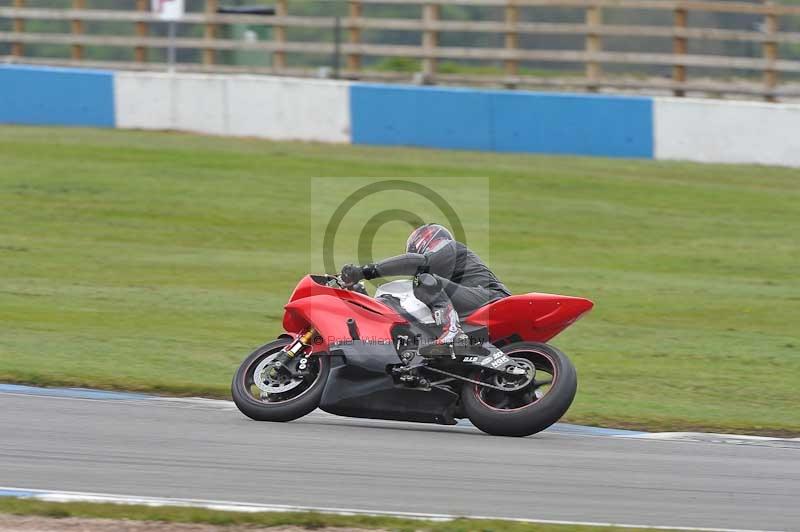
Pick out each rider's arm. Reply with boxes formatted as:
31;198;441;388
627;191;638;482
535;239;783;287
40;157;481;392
364;241;458;280
364;253;426;279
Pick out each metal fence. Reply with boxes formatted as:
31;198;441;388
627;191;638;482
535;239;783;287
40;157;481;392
2;0;800;101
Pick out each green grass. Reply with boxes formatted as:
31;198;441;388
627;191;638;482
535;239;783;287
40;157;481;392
0;498;685;531
0;126;798;435
372;57;582;78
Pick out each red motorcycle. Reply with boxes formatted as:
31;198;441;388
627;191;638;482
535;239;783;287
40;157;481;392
232;274;593;437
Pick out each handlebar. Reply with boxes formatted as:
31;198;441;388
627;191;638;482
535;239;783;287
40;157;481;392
325;275;346;289
324;274;368;295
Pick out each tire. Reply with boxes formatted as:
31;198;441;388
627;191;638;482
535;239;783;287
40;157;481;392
461;342;577;437
231;338;330;422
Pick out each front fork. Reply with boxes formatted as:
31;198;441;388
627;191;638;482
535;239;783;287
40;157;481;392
268;328;317;378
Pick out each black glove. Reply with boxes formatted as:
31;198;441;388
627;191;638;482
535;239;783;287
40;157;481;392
341;263;379;285
341;264;365;285
362;263;379;280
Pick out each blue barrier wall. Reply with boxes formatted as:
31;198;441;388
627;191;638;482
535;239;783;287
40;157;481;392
0;66;115;127
350;85;494;151
350;84;654;158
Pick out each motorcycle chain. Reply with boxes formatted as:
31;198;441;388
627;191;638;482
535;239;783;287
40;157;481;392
421;365;531;392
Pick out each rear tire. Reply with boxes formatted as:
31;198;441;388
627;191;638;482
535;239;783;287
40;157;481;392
231;338;329;422
461;342;577;437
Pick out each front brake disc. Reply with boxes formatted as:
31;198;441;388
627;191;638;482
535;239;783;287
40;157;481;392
253;354;304;395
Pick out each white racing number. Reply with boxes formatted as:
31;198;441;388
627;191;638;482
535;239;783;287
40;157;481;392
481;351;510;368
298;357;309;371
491;356;510;368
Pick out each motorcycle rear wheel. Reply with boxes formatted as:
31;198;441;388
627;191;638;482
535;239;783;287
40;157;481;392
461;342;577;437
231;338;330;422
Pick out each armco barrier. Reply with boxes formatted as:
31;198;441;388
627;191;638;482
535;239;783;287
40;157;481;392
0;65;115;127
1;65;799;167
350;84;654;158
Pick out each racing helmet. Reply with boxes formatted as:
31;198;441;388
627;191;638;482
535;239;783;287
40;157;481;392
406;223;453;254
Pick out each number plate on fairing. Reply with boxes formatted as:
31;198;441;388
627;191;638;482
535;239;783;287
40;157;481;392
481;351;510;368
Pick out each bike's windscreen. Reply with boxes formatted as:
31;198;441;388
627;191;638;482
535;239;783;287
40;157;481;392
311;274;369;295
311;274;340;287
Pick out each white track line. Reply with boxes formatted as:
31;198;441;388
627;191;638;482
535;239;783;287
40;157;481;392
0;487;787;532
629;432;800;442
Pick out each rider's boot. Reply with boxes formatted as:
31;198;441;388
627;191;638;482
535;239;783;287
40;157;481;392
414;273;470;357
420;300;470;357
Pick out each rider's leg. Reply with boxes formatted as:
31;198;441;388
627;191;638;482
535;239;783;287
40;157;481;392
432;276;508;355
436;276;505;315
413;273;468;353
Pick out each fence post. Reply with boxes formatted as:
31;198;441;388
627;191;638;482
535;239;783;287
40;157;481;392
347;0;362;75
71;0;85;61
672;7;688;97
203;0;218;66
273;0;287;72
422;2;439;82
333;16;342;78
11;0;24;58
135;0;147;63
585;3;602;92
762;3;779;102
505;0;519;83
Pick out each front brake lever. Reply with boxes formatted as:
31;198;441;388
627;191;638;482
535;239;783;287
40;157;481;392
328;274;362;292
325;275;343;288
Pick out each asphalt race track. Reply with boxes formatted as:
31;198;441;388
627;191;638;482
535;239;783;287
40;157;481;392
1;386;799;531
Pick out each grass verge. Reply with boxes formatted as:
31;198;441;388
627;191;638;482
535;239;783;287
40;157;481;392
0;126;798;435
0;498;681;532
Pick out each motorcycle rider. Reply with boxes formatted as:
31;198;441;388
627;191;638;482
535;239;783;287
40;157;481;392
341;223;511;356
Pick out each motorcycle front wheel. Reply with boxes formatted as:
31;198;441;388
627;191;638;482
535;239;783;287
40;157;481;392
231;338;330;422
461;342;577;437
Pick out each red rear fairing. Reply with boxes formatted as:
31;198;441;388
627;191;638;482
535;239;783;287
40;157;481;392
465;293;594;344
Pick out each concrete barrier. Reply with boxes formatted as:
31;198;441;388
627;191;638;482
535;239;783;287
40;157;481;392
115;72;350;142
350;84;653;158
2;65;800;167
114;72;174;131
654;98;800;167
227;76;351;143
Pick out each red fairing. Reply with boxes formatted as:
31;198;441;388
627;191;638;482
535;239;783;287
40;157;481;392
465;293;594;344
282;275;592;351
283;275;405;352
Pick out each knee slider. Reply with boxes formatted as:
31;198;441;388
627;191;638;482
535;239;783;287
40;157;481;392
417;273;438;290
414;273;441;303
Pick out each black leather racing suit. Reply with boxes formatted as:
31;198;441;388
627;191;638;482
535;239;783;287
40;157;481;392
367;240;510;316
